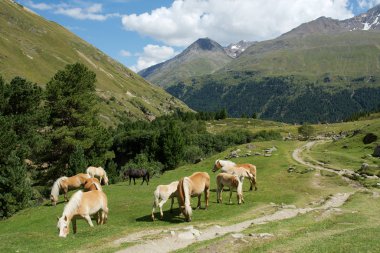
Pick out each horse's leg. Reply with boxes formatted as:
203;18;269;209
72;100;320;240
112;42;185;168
129;177;131;185
133;178;136;185
197;195;201;209
205;187;210;209
253;175;258;191
249;177;253;191
72;218;77;234
229;189;233;204
96;211;101;225
159;199;167;219
83;215;94;227
141;177;145;185
170;197;174;213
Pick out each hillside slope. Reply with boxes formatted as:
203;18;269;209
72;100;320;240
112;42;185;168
0;0;189;124
139;38;232;88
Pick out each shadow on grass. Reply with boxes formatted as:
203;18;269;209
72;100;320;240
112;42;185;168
136;208;184;224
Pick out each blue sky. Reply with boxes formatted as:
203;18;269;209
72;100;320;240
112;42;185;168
16;0;378;72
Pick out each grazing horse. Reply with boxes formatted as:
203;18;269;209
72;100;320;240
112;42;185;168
83;178;102;192
86;166;109;185
57;190;108;237
177;172;210;222
124;168;150;185
216;173;244;204
151;181;179;221
50;173;90;206
213;159;258;191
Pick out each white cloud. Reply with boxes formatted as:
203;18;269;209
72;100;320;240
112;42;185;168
130;44;178;72
24;0;52;10
23;1;119;21
120;49;132;57
357;0;380;8
122;0;354;47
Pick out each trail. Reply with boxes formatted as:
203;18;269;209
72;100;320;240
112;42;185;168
113;141;358;253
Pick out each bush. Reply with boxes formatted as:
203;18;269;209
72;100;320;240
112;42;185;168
183;145;204;164
298;123;315;139
253;130;282;141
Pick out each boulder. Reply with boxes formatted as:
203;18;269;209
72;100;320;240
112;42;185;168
373;145;380;157
363;133;378;144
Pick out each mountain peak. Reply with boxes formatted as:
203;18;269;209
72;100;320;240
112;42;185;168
186;38;225;52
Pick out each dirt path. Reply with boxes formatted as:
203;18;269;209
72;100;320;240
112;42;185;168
113;141;362;253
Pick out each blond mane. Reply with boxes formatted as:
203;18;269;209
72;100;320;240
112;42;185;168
51;176;68;199
63;190;83;217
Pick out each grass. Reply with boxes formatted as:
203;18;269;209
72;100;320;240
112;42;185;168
0;140;348;253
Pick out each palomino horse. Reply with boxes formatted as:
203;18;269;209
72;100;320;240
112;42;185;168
57;190;108;237
213;159;258;191
151;181;179;220
86;166;109;185
177;172;210;222
50;173;90;206
216;173;244;204
83;178;102;192
124;168;150;185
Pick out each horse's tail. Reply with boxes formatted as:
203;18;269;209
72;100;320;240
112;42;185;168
182;177;192;218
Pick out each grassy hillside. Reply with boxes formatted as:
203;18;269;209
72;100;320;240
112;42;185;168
0;0;189;125
2;116;380;252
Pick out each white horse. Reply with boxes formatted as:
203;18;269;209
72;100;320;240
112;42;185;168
57;190;108;237
216;173;245;204
86;166;109;185
151;181;179;221
213;159;257;191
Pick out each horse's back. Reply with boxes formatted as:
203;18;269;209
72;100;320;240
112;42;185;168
188;172;210;194
80;190;107;214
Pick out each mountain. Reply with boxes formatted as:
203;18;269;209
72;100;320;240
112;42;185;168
138;38;232;88
224;40;256;58
0;0;189;125
166;6;380;123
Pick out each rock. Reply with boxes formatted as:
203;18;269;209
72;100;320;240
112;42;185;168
246;144;255;150
342;144;349;149
231;233;245;239
254;152;262;156
184;225;194;230
264;153;272;157
281;204;296;209
373;145;380;157
363;133;378;144
259;233;274;238
170;231;176;236
190;228;201;238
361;163;369;170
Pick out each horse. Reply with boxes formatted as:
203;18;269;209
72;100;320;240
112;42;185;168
50;173;90;206
177;172;210;222
86;166;109;185
124;168;150;185
151;181;179;221
57;190;108;238
213;159;258;191
216;173;244;205
83;178;102;192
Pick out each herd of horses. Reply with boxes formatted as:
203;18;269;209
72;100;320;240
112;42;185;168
52;160;257;237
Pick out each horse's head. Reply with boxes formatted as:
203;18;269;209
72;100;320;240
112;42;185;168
50;194;58;206
212;160;222;173
57;215;69;238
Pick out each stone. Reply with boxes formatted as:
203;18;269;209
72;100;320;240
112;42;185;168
170;231;176;236
361;163;369;169
373;145;380;157
231;233;245;239
363;133;378;144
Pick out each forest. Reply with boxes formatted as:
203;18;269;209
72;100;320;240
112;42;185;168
0;63;281;219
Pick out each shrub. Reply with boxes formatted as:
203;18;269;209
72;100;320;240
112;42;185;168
298;123;315;139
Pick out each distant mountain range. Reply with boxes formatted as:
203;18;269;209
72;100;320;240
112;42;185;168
0;0;189;125
141;5;380;123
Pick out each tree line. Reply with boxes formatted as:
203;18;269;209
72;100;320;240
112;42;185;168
0;63;281;219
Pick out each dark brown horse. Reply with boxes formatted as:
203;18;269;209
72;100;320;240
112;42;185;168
124;168;150;185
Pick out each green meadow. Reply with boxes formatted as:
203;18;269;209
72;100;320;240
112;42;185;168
1;116;380;252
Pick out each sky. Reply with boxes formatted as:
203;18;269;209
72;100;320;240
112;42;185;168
15;0;380;72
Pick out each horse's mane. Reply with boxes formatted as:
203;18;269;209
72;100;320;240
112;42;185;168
218;159;236;168
63;190;83;217
177;178;185;209
93;182;102;191
51;176;68;198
